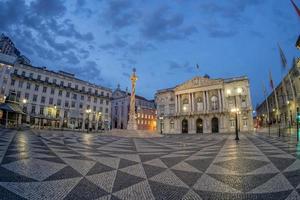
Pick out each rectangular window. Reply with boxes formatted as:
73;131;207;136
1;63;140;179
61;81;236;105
25;93;29;99
40;106;44;115
106;100;109;105
43;86;47;93
35;84;39;91
29;73;33;78
26;82;31;89
33;95;38;102
100;99;103;104
41;96;46;103
94;98;97;103
105;108;108;113
49;98;53;104
37;75;41;80
81;95;84;100
22;71;26;76
73;94;77;100
60;81;64;86
57;99;61;106
71;101;76;108
65;101;69;107
11;79;15;86
51;88;55;94
68;82;71;87
31;105;36;114
17;91;21;98
58;90;62;96
79;103;83;109
66;92;70;98
18;81;23;88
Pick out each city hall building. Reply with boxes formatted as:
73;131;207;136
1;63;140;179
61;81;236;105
155;76;253;134
0;53;112;130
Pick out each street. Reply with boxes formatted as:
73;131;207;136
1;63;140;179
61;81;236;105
0;129;299;200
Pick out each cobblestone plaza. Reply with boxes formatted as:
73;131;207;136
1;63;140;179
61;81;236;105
0;129;300;200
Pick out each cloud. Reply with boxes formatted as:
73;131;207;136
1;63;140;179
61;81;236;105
198;0;265;38
30;0;66;17
101;0;141;30
63;61;103;82
168;60;193;73
129;41;156;54
141;6;197;41
99;36;128;50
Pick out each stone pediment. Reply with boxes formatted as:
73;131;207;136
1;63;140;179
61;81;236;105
175;76;223;91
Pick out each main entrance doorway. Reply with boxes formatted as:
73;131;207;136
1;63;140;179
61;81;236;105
211;117;219;133
182;119;188;133
196;118;203;133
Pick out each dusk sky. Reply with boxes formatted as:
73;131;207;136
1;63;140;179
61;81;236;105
0;0;299;107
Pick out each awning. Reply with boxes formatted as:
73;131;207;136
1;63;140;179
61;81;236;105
29;114;60;120
0;103;25;114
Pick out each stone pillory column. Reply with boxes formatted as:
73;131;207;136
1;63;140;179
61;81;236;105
127;68;138;130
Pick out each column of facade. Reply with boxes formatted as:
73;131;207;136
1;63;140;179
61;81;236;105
189;93;192;112
202;91;206;111
193;93;195;112
221;89;225;112
218;90;222;112
206;91;210;111
175;95;178;114
178;95;181;113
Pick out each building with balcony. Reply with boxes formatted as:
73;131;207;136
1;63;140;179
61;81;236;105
112;85;156;131
256;58;300;128
0;53;111;130
155;76;253;134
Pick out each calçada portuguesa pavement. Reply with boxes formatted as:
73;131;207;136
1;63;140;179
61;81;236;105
0;128;300;200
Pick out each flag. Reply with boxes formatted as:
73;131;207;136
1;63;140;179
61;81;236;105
291;0;300;17
278;43;287;69
269;70;274;89
196;64;200;69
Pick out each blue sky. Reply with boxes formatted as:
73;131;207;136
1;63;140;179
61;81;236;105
0;0;299;107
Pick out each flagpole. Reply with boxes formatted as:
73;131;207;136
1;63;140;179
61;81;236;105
281;73;290;128
262;82;271;135
270;70;280;136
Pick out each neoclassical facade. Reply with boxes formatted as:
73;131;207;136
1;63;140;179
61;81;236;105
155;76;253;134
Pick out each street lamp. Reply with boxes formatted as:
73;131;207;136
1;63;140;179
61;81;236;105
86;109;91;132
159;116;164;134
231;107;240;140
233;87;242;140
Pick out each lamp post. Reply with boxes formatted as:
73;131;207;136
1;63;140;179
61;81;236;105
231;107;240;140
86;109;91;132
159;116;164;134
230;87;242;141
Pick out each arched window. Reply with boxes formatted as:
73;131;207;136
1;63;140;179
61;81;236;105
211;96;218;110
170;120;174;129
